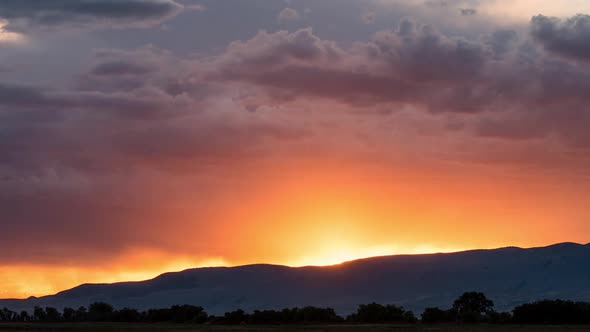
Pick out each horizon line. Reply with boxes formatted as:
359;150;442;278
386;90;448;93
8;240;587;301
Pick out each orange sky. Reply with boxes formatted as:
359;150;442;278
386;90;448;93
2;0;590;301
2;160;588;299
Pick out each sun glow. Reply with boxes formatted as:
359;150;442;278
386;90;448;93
481;0;590;20
0;249;228;299
0;20;25;43
288;243;465;267
2;162;587;299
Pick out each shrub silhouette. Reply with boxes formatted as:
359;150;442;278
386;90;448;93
114;308;142;322
44;307;61;322
88;302;114;321
146;305;207;323
421;307;454;323
486;310;512;324
452;291;494;323
3;295;590;325
62;307;75;321
221;309;247;324
0;308;16;321
75;306;88;321
19;310;30;322
347;303;415;323
513;300;590;324
33;306;46;321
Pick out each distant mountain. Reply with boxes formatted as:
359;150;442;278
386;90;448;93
2;243;589;314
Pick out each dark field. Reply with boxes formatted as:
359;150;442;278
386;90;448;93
1;324;589;332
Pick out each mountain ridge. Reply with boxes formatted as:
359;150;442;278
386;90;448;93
2;242;589;314
55;242;590;292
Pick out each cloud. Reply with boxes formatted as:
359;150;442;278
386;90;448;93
0;19;23;43
0;71;309;265
460;8;477;16
277;7;300;24
207;18;590;147
2;5;590;273
531;14;590;61
78;47;211;98
361;11;377;24
0;0;183;31
91;60;157;76
0;82;182;118
215;28;343;71
211;21;488;110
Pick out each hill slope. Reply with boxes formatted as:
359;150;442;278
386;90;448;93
2;243;589;314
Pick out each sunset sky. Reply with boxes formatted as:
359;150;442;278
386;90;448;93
1;0;590;299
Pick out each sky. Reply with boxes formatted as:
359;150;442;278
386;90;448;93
1;0;590;299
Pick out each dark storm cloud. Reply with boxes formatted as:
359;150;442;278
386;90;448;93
0;80;307;176
0;187;148;263
531;14;590;61
209;17;590;147
0;0;183;31
79;47;179;93
212;21;489;111
0;44;310;179
483;29;518;57
0;79;196;180
0;74;308;264
78;47;223;104
0;115;309;264
0;83;47;108
0;82;176;116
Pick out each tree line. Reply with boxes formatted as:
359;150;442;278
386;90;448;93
1;292;589;325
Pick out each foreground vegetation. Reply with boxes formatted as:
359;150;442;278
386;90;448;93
1;323;590;332
1;292;590;327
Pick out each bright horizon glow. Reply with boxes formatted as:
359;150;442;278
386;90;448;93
0;20;25;43
388;0;590;21
480;0;590;20
286;243;466;267
0;247;460;299
0;241;575;299
1;160;588;299
0;251;229;299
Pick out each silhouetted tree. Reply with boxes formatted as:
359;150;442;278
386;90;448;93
347;303;414;323
75;306;88;321
19;310;30;322
452;292;494;323
248;309;277;324
297;306;342;323
114;308;142;322
486;310;512;324
170;305;207;323
403;310;418;323
44;307;61;321
145;308;171;322
62;307;75;321
0;308;16;321
88;302;114;321
513;300;590;324
218;307;342;325
5;298;590;325
421;307;454;323
33;306;46;321
222;309;248;324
